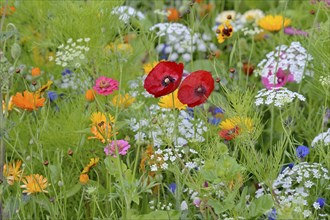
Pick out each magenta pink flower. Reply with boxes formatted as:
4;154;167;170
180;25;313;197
262;68;294;89
104;140;130;157
93;76;119;96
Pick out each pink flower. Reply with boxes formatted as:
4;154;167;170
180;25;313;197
104;140;130;157
93;76;119;96
262;68;294;89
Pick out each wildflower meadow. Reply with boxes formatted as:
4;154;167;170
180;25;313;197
1;0;330;219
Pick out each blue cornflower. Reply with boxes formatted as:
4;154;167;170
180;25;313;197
168;183;176;193
296;145;309;159
61;68;73;76
316;198;326;208
47;91;58;102
208;107;224;125
267;208;277;220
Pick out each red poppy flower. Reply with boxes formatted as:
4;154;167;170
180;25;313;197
144;61;184;98
177;70;214;107
218;127;240;140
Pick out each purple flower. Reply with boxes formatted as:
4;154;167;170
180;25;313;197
169;183;176;193
47;91;58;102
208;107;224;125
296;145;310;159
316;198;326;208
262;68;294;89
104;140;130;157
268;208;277;220
284;27;309;36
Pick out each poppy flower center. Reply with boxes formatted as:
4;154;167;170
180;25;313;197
99;80;110;89
194;85;207;97
162;75;175;87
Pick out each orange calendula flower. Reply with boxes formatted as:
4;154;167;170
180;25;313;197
3;160;23;185
167;8;180;22
20;174;49;195
158;89;187;110
85;89;96;102
258;15;291;32
112;93;135;108
79;173;89;184
12;90;45;111
31;67;41;76
217;20;234;43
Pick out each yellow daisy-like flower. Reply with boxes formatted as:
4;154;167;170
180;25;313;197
3;160;23;185
258;15;291;32
90;112;115;126
112;93;135;108
34;80;53;97
20;174;49;195
81;157;100;174
143;61;160;75
219;117;253;132
217;20;234;44
158;89;187;110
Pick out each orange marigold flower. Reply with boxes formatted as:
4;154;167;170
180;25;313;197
217;20;234;43
85;89;96;102
31;67;41;76
79;173;89;184
12;90;45;111
20;174;49;195
167;8;180;22
3;160;23;185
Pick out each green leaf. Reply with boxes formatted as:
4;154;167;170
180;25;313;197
185;59;213;72
64;183;81;199
248;194;274;218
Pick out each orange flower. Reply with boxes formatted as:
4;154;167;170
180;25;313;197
167;8;180;22
31;67;41;76
12;91;45;111
0;6;16;16
85;89;96;102
79;173;89;184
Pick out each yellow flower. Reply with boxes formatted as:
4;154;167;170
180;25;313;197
220;117;253;132
34;80;53;97
217;20;234;44
3;160;23;185
20;174;49;195
112;93;135;108
104;43;133;55
81;157;100;174
258;15;291;32
158;89;187;110
89;112;116;143
2;96;14;114
143;61;160;75
90;112;115;126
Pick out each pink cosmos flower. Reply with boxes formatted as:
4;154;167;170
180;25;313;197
93;76;119;96
104;140;130;157
262;68;294;89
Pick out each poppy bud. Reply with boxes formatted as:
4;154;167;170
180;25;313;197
216;78;221;83
229;68;236;73
68;149;74;156
43;160;49;166
15;68;21;73
227;15;232;20
310;9;315;15
242;63;254;76
32;81;37;86
85;89;95;102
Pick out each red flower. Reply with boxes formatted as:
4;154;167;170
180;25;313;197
144;61;184;98
218;127;240;140
177;70;214;107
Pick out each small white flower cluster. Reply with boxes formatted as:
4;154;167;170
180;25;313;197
128;75;154;99
319;75;330;87
257;162;329;218
150;23;217;62
311;128;330;147
50;38;90;68
257;41;313;83
255;88;306;108
153;9;170;17
111;6;145;24
149;200;173;211
214;9;265;32
128;105;207;146
241;26;263;36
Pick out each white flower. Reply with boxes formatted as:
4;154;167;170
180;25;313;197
111;6;145;24
313;202;321;210
180;201;188;210
311;128;330;147
303;210;312;218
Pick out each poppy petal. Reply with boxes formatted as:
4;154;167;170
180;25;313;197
178;70;214;107
144;61;184;98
